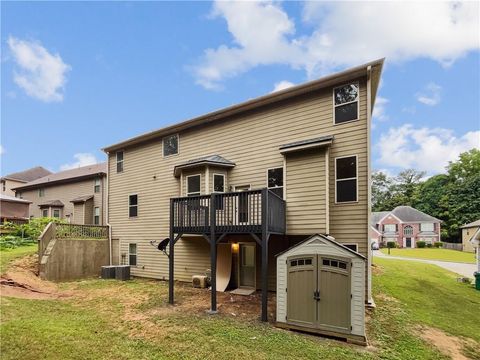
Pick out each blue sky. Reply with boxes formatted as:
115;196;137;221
1;1;479;176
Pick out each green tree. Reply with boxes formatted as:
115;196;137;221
372;171;392;211
446;148;480;182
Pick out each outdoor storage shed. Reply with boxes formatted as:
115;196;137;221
276;234;366;345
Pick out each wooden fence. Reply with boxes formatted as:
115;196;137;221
442;242;463;251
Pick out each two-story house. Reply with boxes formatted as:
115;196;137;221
371;206;442;248
13;163;107;225
102;59;384;332
1;166;51;197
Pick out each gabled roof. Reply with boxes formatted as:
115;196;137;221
371;211;389;226
1;166;51;183
460;219;480;229
391;206;441;223
103;58;384;153
13;163;107;191
0;194;32;204
174;155;235;176
38;200;64;207
70;195;94;203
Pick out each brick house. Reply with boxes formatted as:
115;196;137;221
370;206;441;248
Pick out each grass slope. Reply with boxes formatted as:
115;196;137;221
379;248;476;263
2;250;475;359
373;257;480;342
0;244;37;273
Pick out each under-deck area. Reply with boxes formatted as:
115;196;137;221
168;188;286;321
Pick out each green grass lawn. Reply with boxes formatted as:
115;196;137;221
379;248;476;263
0;244;37;273
2;249;478;359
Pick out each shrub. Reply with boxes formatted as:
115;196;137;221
0;235;36;249
386;241;396;249
426;243;433;248
434;242;443;248
416;241;426;248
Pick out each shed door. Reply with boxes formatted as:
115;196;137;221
287;256;316;327
317;257;351;333
287;255;351;332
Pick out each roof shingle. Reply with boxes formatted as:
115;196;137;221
1;166;51;183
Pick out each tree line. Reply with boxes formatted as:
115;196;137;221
372;149;480;242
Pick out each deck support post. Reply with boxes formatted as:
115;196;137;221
261;188;269;322
209;193;217;314
168;199;174;305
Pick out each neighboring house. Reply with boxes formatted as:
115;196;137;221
12;163;107;225
1;166;51;197
103;57;384;334
371;206;441;248
460;220;480;253
0;194;32;224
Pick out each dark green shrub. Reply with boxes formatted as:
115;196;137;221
386;241;396;249
434;242;443;248
416;241;426;248
426;243;433;248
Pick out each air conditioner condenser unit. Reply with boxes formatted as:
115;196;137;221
192;275;208;288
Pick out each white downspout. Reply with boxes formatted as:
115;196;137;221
366;65;374;305
106;152;112;265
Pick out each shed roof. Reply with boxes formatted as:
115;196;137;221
0;194;32;204
103;59;384;153
279;135;334;153
70;195;94;203
13;163;107;191
38;200;64;207
173;155;235;176
460;219;480;229
1;166;51;183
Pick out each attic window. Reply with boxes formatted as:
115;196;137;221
163;134;179;157
334;83;359;124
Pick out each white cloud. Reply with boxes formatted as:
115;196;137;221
8;36;71;102
376;124;480;174
416;82;442;106
0;145;5;156
372;96;389;122
193;1;479;89
60;153;98;171
272;80;295;93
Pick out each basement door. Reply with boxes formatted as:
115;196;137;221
286;255;351;333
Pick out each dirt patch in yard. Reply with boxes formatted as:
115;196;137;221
0;254;65;300
417;326;479;360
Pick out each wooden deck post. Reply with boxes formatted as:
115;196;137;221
261;188;269;322
209;193;217;313
168;198;174;305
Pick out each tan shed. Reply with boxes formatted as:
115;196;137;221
276;234;366;345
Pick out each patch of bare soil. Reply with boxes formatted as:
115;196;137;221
375;293;399;303
0;254;65;300
371;264;383;276
417;326;478;360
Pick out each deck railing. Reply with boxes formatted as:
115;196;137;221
171;188;286;234
55;223;109;239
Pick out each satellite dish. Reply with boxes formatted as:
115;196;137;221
158;238;170;251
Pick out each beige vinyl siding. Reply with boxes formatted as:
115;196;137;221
108;78;369;281
285;149;326;234
3;179;25;197
84;198;94;224
20;176;106;225
74;203;84;224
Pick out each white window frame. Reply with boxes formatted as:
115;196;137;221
162;133;180;158
404;225;414;236
334;154;358;204
128;243;137;266
94;207;100;225
116;151;124;173
94;178;101;193
333;82;360;125
384;224;397;233
128;194;138;218
212;173;226;193
266;167;284;198
38;188;45;197
52;208;61;218
420;223;434;232
186;174;201;196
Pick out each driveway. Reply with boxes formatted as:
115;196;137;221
373;250;477;278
